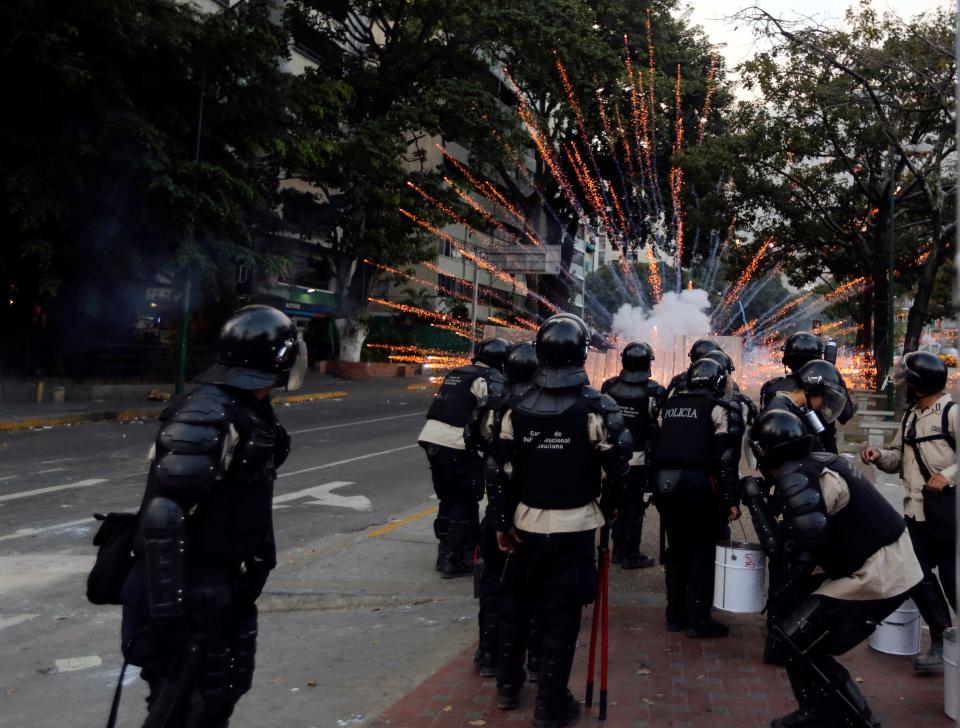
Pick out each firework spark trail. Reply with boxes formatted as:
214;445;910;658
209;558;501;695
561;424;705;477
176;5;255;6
400;209;529;294
719;237;771;314
706;217;737;292
504;66;587;220
645;246;662;304
594;81;617;153
566;141;619;242
430;321;481;341
644;12;661;201
437;144;542;245
445;176;518;242
753;292;813;332
817;319;852;336
670;63;686;293
364;259;468;301
488;314;539;332
756;279;872;339
698;53;717;144
368;296;470;328
404;180;498;246
555;54;589;147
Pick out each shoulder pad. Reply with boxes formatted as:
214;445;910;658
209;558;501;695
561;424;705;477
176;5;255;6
586;389;622;415
166;385;234;426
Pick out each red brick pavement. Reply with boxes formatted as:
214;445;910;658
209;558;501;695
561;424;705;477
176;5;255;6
370;606;951;728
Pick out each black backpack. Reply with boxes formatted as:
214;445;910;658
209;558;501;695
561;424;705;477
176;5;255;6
86;512;138;605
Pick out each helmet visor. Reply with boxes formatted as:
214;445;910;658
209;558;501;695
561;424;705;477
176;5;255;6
892;360;909;387
285;338;308;391
815;382;848;424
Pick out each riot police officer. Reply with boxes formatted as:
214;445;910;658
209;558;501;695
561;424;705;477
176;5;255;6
653;357;741;638
601;341;665;569
418;338;508;577
485;314;632;727
760;331;824;404
763;359;851;453
121;305;306;726
664;338;721;398
750;410;922;728
861;351;957;672
473;341;540;679
761;333;856;452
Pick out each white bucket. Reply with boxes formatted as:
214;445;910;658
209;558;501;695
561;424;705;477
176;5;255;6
945;627;958;720
713;540;766;614
868;599;921;656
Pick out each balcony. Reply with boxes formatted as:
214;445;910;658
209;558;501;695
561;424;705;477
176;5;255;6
569;263;585;281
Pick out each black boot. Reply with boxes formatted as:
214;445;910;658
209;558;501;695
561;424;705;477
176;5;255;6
496;622;527;710
914;638;944;674
434;516;449;572
686;558;728;638
831;676;881;728
475;598;499;678
440;519;473;578
532;638;580;728
911;576;952;674
664;560;688;632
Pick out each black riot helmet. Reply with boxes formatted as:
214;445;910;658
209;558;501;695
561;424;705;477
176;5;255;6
749;410;814;470
782;332;823;371
504;341;538;385
686;357;727;394
702;349;735;374
792;359;848;424
894;351;948;396
474;337;510;372
198;305;306;391
689;338;720;362
536;314;588;367
535;313;589;389
620;341;654;383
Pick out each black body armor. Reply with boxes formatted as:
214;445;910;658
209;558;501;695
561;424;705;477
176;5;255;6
776;453;905;579
654;392;717;470
427;364;503;429
601;376;665;451
137;384;285;616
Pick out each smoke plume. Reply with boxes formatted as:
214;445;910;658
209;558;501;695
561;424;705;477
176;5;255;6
610;288;712;346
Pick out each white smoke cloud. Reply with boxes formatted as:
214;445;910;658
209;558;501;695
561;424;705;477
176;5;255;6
610;288;712;346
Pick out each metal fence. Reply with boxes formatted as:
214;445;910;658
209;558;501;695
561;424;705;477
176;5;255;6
0;340;217;382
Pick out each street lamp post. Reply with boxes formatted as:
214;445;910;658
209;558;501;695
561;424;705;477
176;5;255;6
175;0;247;395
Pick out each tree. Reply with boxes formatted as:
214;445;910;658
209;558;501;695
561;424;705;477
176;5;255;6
689;4;956;381
0;0;298;373
282;0;522;360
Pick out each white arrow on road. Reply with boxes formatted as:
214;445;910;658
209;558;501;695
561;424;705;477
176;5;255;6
272;481;371;512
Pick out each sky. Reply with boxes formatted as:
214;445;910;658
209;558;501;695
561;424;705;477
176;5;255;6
683;0;953;91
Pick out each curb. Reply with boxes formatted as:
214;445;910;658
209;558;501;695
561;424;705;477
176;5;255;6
0;390;350;433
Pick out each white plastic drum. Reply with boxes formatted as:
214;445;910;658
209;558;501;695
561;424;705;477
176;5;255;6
868;599;921;656
713;540;766;614
945;627;958;720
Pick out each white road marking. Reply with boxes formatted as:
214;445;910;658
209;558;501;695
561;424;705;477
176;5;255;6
0;478;108;505
272;481;371;511
0;614;39;630
288;411;426;435
0;516;108;543
34;467;66;475
40;458;76;464
279;444;419;479
1;445;420;541
55;655;102;672
0;475;17;482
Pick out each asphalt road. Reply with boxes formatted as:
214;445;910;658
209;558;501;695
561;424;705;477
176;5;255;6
0;381;484;728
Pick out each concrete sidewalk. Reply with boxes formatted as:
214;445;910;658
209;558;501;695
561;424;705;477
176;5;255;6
0;372;433;431
370;598;951;728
